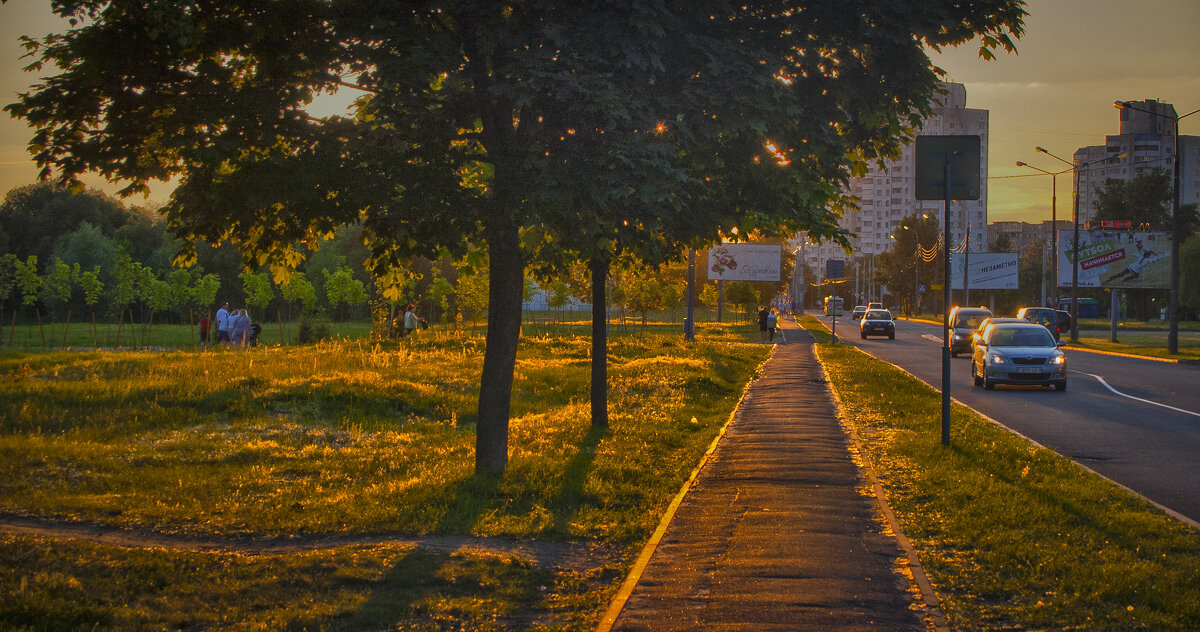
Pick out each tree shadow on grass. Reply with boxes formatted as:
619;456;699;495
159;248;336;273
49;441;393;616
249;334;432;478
550;424;607;533
290;545;557;631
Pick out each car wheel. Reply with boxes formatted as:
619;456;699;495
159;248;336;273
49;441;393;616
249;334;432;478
1055;380;1067;392
950;350;957;358
860;332;867;339
983;369;995;390
888;332;895;340
971;362;983;387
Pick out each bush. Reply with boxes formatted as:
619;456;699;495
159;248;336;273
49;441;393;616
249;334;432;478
297;313;332;343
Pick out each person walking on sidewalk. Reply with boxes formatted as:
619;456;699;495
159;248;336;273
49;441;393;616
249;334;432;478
758;305;769;342
767;307;778;342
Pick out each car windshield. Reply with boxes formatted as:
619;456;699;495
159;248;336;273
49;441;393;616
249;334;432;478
954;313;988;328
865;310;890;320
987;327;1055;347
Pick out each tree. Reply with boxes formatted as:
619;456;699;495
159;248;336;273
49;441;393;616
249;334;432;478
53;221;119;289
78;266;103;344
0;183;128;263
457;271;489;326
323;266;367;321
1179;235;1200;320
1092;169;1196;236
191;273;221;321
239;271;276;317
724;282;759;319
875;213;941;315
0;254;19;342
280;272;317;319
428;271;455;325
8;1;1025;475
41;257;78;323
109;248;140;343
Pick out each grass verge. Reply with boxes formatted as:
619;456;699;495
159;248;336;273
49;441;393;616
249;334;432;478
802;315;1200;630
0;322;768;630
1069;332;1200;361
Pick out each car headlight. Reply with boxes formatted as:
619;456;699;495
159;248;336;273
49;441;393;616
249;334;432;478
1051;355;1065;365
988;353;1006;364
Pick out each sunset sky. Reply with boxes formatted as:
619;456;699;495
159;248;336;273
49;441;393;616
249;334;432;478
2;0;1199;226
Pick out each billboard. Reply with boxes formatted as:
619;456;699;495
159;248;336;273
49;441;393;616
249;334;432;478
707;243;782;282
950;252;1019;290
1057;231;1172;289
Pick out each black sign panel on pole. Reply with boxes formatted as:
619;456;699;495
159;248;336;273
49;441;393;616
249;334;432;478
914;135;981;447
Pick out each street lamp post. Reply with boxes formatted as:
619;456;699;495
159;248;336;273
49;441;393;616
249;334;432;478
1114;101;1199;354
1015;160;1065;307
1029;148;1126;341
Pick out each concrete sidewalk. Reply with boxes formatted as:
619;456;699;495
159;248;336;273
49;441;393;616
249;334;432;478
603;317;933;631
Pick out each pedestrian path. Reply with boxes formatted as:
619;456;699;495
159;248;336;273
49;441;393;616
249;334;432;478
602;317;930;631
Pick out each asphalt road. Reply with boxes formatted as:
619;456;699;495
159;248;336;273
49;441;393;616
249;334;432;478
817;314;1200;525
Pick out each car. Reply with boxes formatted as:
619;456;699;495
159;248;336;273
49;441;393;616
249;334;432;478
860;309;895;339
947;306;992;357
867;301;884;310
1055;310;1073;334
851;305;868;321
1017;307;1072;341
971;317;1028;347
970;322;1067;391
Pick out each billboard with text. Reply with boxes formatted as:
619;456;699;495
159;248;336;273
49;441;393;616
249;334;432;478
707;243;782;282
950;252;1019;290
1057;231;1172;289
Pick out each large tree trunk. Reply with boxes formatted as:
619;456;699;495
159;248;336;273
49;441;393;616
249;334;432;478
475;223;523;476
590;256;609;429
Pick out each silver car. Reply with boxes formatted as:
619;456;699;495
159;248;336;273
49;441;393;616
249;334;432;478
971;322;1067;391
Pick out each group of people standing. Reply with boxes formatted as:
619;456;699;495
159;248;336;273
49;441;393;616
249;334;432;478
199;302;260;348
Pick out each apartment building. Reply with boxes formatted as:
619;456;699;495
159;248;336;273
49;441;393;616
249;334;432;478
798;82;988;300
1073;99;1200;226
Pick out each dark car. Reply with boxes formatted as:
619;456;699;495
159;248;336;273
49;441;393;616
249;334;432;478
851;305;868;321
1017;307;1071;340
947;306;992;357
860;309;895;339
970;322;1067;391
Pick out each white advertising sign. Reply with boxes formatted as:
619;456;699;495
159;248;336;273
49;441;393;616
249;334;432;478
707;243;782;282
1057;231;1172;289
950;252;1018;290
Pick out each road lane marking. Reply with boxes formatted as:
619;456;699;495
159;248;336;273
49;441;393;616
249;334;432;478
921;334;943;343
1072;370;1200;418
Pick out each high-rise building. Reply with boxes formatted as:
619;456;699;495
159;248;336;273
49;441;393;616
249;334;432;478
1073;99;1200;226
798;83;988;302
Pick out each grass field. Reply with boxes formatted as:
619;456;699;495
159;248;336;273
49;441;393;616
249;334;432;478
0;322;769;630
5;314;1199;630
804;315;1200;630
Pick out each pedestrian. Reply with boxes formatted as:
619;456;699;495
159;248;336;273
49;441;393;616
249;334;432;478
215;302;231;345
231;308;251;347
757;305;769;342
404;304;419;337
199;314;211;348
767;307;778;342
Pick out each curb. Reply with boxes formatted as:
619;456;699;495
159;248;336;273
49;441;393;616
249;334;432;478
594;347;774;632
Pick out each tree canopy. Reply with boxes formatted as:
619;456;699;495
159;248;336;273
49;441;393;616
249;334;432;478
1093;168;1198;240
7;1;1026;474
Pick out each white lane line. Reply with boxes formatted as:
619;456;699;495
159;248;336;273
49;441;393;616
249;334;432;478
1072;370;1200;418
921;334;943;343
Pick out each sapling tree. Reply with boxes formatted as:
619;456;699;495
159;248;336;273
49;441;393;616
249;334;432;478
78;266;103;345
